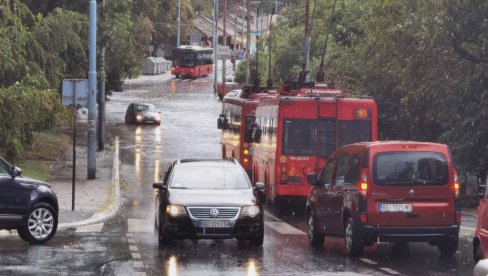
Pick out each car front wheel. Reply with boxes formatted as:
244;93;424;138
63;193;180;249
158;215;171;245
249;225;264;246
18;203;58;244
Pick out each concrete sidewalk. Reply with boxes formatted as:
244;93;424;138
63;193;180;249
48;138;121;230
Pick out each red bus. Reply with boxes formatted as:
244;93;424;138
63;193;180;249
251;92;378;204
218;86;277;175
171;46;213;78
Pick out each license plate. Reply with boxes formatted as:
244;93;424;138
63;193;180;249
144;120;154;124
198;220;231;228
378;203;412;212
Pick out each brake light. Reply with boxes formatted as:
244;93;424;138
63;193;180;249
453;169;460;198
280;163;287;183
360;214;367;224
455;212;461;224
358;168;368;196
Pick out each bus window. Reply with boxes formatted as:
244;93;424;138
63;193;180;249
318;119;336;156
338;120;372;146
283;119;317;156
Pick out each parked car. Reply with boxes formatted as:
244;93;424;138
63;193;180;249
125;103;161;125
306;141;460;256
152;158;265;245
465;171;488;263
0;157;59;244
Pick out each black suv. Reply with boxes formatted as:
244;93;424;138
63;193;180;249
153;158;265;245
0;157;59;244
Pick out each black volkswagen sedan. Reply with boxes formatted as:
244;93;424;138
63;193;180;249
153;159;265;245
0;157;58;244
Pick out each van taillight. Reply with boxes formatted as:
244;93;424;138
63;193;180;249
358;168;368;196
453;169;460;198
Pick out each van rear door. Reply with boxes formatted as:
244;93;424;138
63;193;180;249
367;150;455;227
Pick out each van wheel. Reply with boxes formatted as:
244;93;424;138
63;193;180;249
389;241;409;256
307;210;325;246
18;203;57;244
249;225;264;246
345;218;364;256
475;244;484;263
438;237;458;256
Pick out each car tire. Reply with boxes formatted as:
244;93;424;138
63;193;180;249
307;210;325;246
475;243;484;263
249;225;264;246
18;203;58;244
438;237;458;256
345;217;364;257
389;241;409;256
158;215;171;245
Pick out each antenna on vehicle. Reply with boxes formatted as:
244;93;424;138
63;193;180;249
316;0;338;82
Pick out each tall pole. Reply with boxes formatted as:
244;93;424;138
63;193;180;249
267;8;275;88
246;0;251;85
213;0;218;93
87;0;97;179
233;0;237;51
222;0;227;85
304;0;311;81
177;0;181;47
255;7;259;85
98;0;106;151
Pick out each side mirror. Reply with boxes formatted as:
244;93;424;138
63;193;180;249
466;173;484;198
253;127;262;143
255;182;265;190
217;117;223;129
307;173;318;186
12;166;22;178
152;181;166;190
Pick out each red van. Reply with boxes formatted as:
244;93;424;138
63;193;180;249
466;172;488;263
306;141;460;256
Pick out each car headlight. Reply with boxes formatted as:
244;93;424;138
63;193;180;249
166;205;187;217
241;205;260;217
136;115;143;122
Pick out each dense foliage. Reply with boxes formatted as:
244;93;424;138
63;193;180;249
236;0;487;174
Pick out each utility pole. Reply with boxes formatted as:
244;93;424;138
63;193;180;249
177;0;181;47
246;0;251;85
267;7;275;88
213;0;219;93
222;0;227;85
255;7;259;85
304;0;311;81
98;0;106;151
87;0;97;179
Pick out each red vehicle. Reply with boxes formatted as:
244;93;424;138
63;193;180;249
171;46;213;78
251;91;378;204
306;141;461;256
217;86;277;175
466;171;488;262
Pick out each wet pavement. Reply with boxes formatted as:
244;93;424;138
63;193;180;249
0;67;481;275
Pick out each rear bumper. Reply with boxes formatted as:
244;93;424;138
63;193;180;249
362;224;460;242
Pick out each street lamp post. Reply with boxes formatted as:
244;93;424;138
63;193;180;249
87;0;97;179
177;0;181;47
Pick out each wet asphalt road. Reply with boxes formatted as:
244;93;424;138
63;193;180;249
0;72;480;276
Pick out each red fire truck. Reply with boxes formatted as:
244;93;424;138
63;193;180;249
251;90;378;204
217;86;277;175
171;46;213;78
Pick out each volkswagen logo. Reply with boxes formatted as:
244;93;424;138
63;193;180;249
409;189;415;197
209;208;219;218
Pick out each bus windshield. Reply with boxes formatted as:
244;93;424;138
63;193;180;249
173;53;195;67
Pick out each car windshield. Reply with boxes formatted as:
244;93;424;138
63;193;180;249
134;104;156;112
0;158;11;176
170;165;250;190
374;152;449;186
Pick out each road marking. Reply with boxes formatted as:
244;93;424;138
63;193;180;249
135;273;147;276
126;233;134;237
265;221;305;235
128;238;136;243
379;267;400;275
133;261;144;268
75;223;103;233
359;258;378;265
128;219;153;233
0;230;15;237
131;252;141;259
129;245;138;251
461;225;475;232
264;210;283;222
